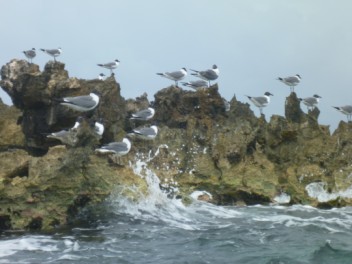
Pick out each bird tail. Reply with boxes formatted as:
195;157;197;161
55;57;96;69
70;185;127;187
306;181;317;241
277;77;283;81
97;64;103;67
245;95;252;99
40;49;45;52
156;73;164;76
332;106;340;110
190;69;199;73
298;98;303;101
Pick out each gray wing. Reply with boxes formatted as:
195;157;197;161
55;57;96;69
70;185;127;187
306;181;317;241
133;108;153;118
49;130;69;138
46;49;60;55
341;105;352;113
199;69;218;80
252;96;268;105
284;76;299;83
101;62;116;67
63;95;96;108
190;80;208;87
303;97;317;106
133;127;156;136
166;70;185;79
103;142;128;152
25;50;36;57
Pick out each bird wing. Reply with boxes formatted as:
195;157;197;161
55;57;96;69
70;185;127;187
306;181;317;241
284;76;299;83
303;97;317;106
251;96;268;106
102;142;128;152
45;49;60;55
133;127;156;136
199;69;218;80
166;70;185;79
133;108;152;118
341;105;352;113
63;95;97;108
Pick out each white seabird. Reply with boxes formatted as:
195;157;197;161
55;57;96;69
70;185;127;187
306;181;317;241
299;94;321;111
94;118;105;136
333;105;352;122
97;59;120;74
181;80;209;90
23;48;36;63
246;92;273;115
46;116;83;145
128;125;158;140
156;68;187;86
130;107;155;121
40;48;62;62
98;73;106;81
190;64;219;86
277;74;301;92
57;92;100;112
95;138;131;156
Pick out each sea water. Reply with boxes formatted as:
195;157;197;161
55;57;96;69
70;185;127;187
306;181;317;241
1;149;352;263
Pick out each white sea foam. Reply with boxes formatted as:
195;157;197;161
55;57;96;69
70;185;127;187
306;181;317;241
0;236;59;258
305;182;352;202
273;192;291;204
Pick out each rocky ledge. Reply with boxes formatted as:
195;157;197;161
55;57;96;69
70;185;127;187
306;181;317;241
1;59;352;231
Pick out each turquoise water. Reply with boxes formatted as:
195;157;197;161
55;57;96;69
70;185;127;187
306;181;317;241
1;159;352;263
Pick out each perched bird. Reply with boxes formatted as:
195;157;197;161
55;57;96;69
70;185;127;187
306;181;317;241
94;118;105;136
130;107;155;121
190;65;219;86
40;48;62;62
98;73;106;81
95;138;131;156
56;92;100;112
46;116;83;145
156;68;187;86
97;59;120;74
128;125;158;140
181;80;208;90
23;48;36;63
246;92;273;115
299;94;321;111
277;74;301;92
333;105;352;122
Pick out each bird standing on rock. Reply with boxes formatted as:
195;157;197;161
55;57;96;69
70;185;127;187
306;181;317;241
128;125;158;140
40;48;62;62
23;48;36;63
333;105;352;122
246;92;273;115
156;68;187;86
55;92;100;112
299;94;321;111
277;74;301;92
97;59;120;74
190;64;219;86
95;138;132;156
130;107;155;121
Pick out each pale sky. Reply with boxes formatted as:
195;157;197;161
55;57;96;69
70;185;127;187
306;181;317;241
1;0;352;131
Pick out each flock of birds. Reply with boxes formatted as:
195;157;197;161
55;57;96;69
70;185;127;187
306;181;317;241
21;47;352;159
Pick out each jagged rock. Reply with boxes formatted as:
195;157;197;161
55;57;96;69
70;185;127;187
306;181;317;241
3;58;352;231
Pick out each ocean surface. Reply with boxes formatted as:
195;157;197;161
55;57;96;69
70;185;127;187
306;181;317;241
1;160;352;264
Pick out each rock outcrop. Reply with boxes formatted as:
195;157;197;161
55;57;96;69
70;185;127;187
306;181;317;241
1;59;352;231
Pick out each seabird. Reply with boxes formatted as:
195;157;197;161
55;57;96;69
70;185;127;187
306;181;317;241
246;92;273;115
299;94;321;111
333;105;352;122
130;107;155;121
97;59;120;74
190;65;219;86
156;68;187;86
181;80;208;90
40;48;62;62
277;74;301;92
46;116;83;145
94;118;105;136
128;125;158;140
57;92;100;112
95;138;131;156
98;73;106;81
23;48;36;63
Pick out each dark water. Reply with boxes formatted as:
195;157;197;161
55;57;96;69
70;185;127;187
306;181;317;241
2;161;352;263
